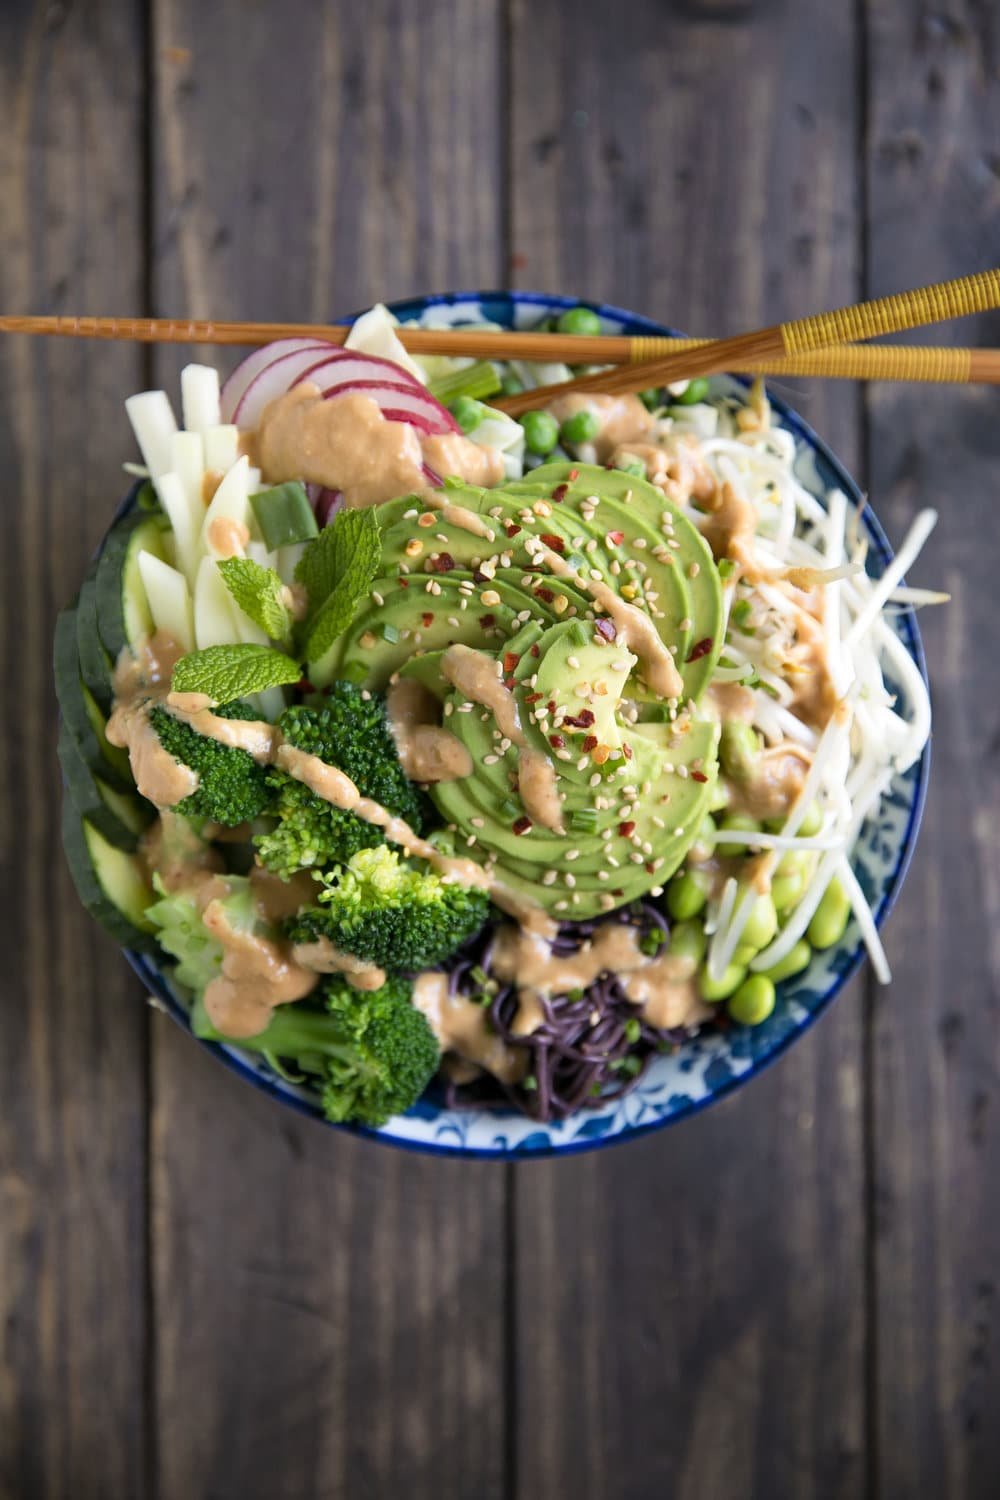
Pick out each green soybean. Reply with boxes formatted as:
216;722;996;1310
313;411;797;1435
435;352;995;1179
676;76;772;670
556;306;602;337
615;459;646;479
560;408;601;446
733;943;757;967
761;940;812;984
728;975;776;1026
669;920;707;965
720;721;761;781
519;409;560;456
741;893;778;951
698;961;747;1002
501;371;524;397
771;869;806;912
451;395;489;434
719;812;763;856
639;387;664;411
808;877;851;949
666;869;710;921
673;376;711;406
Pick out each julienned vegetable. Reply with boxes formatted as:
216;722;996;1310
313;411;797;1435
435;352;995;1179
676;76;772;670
56;303;937;1131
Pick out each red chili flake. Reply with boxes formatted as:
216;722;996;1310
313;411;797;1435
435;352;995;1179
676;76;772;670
296;678;315;693
563;708;595;729
473;569;489;584
524;691;542;703
595;618;617;642
512;816;533;836
618;821;636;838
645;862;656;875
606;530;625;546
687;637;713;662
691;770;709;783
568;468;579;480
481;614;496;630
398;578;409;588
534;585;555;604
539;533;565;553
582;734;598;752
428;552;455;573
504;678;516;691
547;700;557;712
551;483;568;502
549;734;566;749
505;523;521;538
421;612;434;627
530;644;541;658
622;741;633;761
503;651;521;673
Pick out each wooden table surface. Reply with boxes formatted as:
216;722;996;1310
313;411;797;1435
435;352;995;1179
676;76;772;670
2;2;998;1496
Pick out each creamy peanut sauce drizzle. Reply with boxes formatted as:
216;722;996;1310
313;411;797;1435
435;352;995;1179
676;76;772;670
207;516;249;559
255;385;502;508
107;635;199;807
385;678;473;784
440;644;564;833
490;920;709;1037
412;972;527;1085
544;393;655;463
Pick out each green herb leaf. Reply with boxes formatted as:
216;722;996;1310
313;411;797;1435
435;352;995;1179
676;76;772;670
172;644;301;701
295;509;381;662
217;557;292;641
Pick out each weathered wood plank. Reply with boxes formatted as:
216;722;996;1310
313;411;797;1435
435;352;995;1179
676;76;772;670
508;2;867;1495
0;3;148;1498
866;6;1000;1495
149;4;507;1497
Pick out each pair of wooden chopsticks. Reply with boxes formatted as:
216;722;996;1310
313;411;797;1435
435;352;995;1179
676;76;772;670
3;267;999;405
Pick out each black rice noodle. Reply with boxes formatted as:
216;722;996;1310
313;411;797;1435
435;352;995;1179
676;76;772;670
440;901;707;1123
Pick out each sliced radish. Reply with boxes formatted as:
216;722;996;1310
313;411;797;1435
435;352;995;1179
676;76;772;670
315;490;344;527
220;338;336;423
312;376;459;435
234;347;428;429
423;464;443;488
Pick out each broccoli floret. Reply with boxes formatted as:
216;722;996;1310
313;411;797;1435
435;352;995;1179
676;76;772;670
254;683;427;878
286;845;491;970
149;702;272;826
147;873;259;992
192;974;441;1127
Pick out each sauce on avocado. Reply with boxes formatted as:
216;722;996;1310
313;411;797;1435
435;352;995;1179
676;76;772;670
386;678;473;784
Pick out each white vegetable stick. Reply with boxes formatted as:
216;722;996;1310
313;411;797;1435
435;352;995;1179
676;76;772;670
153;473;200;585
345;304;427;385
275;543;305;584
844;509;938;649
137;550;194;652
711;829;844;853
193;554;240;648
181;364;221;433
123;462;149;478
251;686;287;721
837;857;892;984
167;431;206;579
202;455;250;558
125;391;178;478
202;424;240;474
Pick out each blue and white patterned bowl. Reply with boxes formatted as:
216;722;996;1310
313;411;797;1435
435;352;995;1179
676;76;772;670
122;291;929;1158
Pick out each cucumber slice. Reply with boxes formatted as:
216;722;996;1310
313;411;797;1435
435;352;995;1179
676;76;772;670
250;482;319;549
96;502;170;660
60;797;158;952
58;721;153;851
54;606;133;791
76;566;114;714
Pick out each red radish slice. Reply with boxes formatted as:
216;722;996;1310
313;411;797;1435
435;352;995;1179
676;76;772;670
313;377;460;435
220;338;336;423
235;348;431;429
423;464;443;488
315;489;344;526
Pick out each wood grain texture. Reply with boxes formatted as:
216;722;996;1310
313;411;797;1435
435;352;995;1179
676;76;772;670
866;5;1000;1496
148;4;507;1497
0;4;148;1499
508;2;867;1495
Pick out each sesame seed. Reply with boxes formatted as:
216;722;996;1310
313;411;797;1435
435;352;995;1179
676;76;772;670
555;749;573;762
679;616;692;631
481;589;501;606
564;872;576;888
611;659;630;673
404;508;419;519
607;855;620;868
600;894;616;910
484;754;499;765
567;655;581;669
589;772;602;788
576;755;589;771
418;511;437;528
466;835;477;848
688;562;700;578
542;870;557;885
436;532;449;543
598;870;609;881
448;616;460;627
359;630;377;648
629;852;644;864
533;500;552;517
371;590;385;606
565;849;580;862
555;900;569;912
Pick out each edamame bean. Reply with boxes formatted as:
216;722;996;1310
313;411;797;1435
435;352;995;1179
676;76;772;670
771;869;806;912
698;961;747;1002
451;395;489;434
669;920;707;965
720;721;761;781
615;459;646;479
808;877;850;949
556;306;602;336
666;868;710;921
673;376;711;406
728;974;776;1026
501;372;524;397
639;387;664;411
519;409;560;456
560;408;601;446
733;943;757;967
719;812;763;856
761;940;812;984
741;893;778;951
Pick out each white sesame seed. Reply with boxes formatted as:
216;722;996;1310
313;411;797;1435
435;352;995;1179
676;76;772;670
564;872;576;888
611;659;630;672
589;773;602;788
542;870;557;886
576;755;589;771
598;870;609;881
555;900;569;911
484;754;499;765
607;855;620;868
629;852;644;865
471;816;485;828
565;849;580;862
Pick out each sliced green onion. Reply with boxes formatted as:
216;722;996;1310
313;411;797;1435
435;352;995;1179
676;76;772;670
429;360;502;405
250;482;319;549
381;623;400;643
571;807;599;833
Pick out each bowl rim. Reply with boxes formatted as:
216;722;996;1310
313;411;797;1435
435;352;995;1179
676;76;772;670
122;288;931;1159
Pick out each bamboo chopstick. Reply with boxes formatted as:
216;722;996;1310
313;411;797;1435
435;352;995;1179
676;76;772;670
494;267;1000;413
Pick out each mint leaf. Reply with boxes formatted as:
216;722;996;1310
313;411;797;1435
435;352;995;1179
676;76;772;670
295;509;381;662
217;557;291;641
172;644;301;701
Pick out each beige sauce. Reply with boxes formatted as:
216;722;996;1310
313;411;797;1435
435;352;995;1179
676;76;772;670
729;744;811;822
621;951;709;1030
201;896;318;1038
517;747;564;834
207;516;249;558
165;695;277;763
107;636;200;808
386;678;473;783
544;393;654;462
607;435;715;506
202;470;223;505
541;547;684;700
291;937;386;991
250;866;320;922
782;596;838;730
441;643;522;743
441;502;498;540
699;480;759;573
708;682;756;723
140;810;223;891
256;385;503;509
412;972;527;1085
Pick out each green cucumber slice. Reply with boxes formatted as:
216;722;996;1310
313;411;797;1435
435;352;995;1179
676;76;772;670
57;721;153;852
53;606;133;791
60;797;157;952
96;500;170;660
